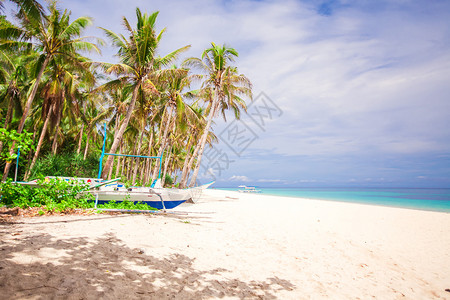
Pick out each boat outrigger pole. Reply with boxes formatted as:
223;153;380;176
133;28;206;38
97;123;164;180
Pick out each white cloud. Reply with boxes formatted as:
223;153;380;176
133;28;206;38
257;179;284;183
8;0;447;187
229;175;251;182
58;0;450;158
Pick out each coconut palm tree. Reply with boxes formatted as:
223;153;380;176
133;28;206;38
0;0;101;179
149;65;197;181
49;55;96;155
98;8;190;178
178;104;207;188
183;43;252;187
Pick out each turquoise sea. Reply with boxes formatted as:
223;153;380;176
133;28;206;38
218;187;450;213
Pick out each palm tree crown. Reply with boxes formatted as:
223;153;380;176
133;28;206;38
183;42;252;186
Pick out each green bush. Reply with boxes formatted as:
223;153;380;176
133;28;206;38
97;200;157;211
0;178;95;212
0;179;40;208
0;178;158;213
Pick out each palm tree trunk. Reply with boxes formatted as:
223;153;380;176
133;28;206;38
18;56;51;134
101;84;140;178
178;136;193;188
132;127;145;185
76;124;84;154
83;129;90;160
143;130;154;185
128;136;138;182
51;95;63;155
24;104;53;181
121;151;126;178
162;146;172;187
3;55;51;180
182;136;202;188
108;156;114;180
188;98;218;187
108;116;121;180
115;143;122;179
139;159;146;183
151;105;173;181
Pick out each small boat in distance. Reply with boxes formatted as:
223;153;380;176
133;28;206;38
238;185;262;193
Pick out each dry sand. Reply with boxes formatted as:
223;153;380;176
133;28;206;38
1;189;449;299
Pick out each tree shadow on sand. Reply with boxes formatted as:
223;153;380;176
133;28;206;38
0;229;295;299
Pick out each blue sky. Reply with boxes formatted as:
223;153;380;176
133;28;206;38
5;0;450;187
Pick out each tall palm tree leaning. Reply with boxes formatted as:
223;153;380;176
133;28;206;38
0;0;101;180
98;8;190;178
183;43;252;187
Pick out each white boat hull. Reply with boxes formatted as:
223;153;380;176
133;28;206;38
92;187;192;210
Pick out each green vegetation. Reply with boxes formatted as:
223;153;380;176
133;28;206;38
96;200;157;211
0;128;34;161
164;174;174;187
28;152;99;179
0;1;252;196
0;177;158;213
0;177;94;212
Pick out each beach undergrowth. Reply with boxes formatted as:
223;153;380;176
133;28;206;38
0;178;159;214
96;200;157;211
0;177;94;212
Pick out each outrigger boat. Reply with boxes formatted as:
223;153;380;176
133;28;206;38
91;179;214;210
19;176;214;210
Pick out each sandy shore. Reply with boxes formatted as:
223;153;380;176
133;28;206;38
1;189;449;299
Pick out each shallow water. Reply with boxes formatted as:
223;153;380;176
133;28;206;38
219;187;450;213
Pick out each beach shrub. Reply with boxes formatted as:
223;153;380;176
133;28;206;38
0;178;159;213
0;178;95;212
36;178;94;212
1;178;162;213
97;200;157;211
0;179;38;208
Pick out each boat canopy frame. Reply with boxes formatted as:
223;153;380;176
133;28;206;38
97;123;164;180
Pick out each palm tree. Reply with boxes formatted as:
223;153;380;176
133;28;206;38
149;65;196;181
98;8;189;178
183;43;252;187
0;0;101;179
178;104;206;188
49;55;96;154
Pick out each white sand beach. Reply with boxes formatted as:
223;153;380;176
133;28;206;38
1;189;449;299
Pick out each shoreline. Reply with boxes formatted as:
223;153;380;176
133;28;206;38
1;189;449;299
214;187;450;213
